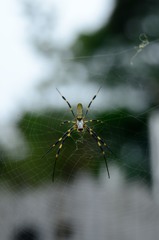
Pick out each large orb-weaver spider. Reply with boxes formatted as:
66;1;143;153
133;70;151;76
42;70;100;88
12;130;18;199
41;87;111;181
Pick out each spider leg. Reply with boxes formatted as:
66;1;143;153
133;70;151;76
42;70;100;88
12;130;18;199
85;86;102;116
41;127;74;160
52;127;75;182
60;120;76;126
86;126;113;154
56;88;75;117
85;120;103;124
86;126;110;178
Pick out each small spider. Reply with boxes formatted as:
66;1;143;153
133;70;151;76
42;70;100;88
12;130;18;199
130;33;149;65
42;87;111;181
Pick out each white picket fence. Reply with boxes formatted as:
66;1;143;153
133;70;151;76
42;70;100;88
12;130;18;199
0;168;158;240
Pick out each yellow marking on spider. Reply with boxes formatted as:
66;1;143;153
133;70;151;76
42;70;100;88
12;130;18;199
89;130;93;135
97;136;101;140
56;154;59;158
59;144;63;149
67;133;71;137
59;137;62;141
98;142;101;147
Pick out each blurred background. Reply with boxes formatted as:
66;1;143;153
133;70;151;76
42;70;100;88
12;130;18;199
0;0;159;239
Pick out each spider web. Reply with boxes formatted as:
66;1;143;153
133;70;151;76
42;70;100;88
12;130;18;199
1;34;159;240
1;37;157;187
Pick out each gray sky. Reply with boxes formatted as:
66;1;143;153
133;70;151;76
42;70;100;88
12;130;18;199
0;0;115;123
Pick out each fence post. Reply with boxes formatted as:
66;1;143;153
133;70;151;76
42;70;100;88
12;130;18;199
149;111;159;202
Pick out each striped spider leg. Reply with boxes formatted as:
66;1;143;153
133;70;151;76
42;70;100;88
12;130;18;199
52;126;75;181
86;126;113;155
60;120;76;126
85;86;102;116
56;88;75;117
41;126;75;181
61;119;103;126
86;126;110;178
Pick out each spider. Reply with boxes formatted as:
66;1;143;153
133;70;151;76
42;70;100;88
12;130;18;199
41;87;111;181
